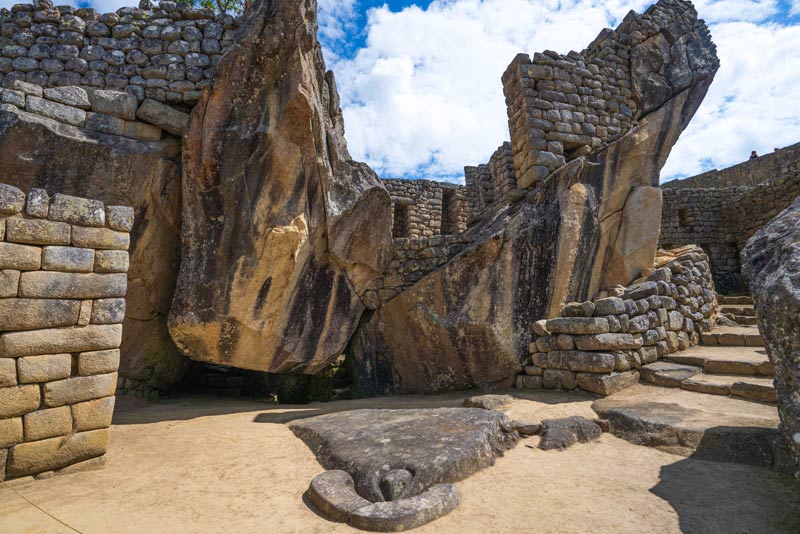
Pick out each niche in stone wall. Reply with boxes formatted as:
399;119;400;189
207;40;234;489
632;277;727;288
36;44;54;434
441;189;458;235
392;203;408;238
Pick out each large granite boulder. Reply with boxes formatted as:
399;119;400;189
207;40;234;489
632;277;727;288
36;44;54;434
168;0;393;374
741;195;800;474
0;108;186;390
349;3;719;394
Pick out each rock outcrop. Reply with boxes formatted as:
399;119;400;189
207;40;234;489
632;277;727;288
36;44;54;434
741;195;800;474
349;0;719;395
0;107;186;390
168;0;393;373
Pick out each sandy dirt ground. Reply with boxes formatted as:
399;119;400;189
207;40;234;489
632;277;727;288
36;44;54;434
1;388;798;534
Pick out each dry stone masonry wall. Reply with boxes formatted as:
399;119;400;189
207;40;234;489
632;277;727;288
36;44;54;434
664;142;800;189
383;179;467;238
0;182;132;481
501;0;716;190
518;246;717;396
464;142;518;224
661;161;800;294
0;78;188;140
0;0;239;108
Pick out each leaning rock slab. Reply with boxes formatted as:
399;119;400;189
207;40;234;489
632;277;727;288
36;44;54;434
741;195;800;473
290;408;518;503
169;0;393;374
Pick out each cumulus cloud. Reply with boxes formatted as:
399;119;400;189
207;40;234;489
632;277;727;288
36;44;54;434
322;0;800;183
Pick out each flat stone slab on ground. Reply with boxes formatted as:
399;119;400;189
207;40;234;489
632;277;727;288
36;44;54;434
289;408;519;503
538;416;602;450
592;385;787;470
666;345;772;376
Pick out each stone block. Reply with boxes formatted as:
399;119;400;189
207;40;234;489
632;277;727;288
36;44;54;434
0;243;40;270
43;372;117;407
105;206;134;232
517;375;542;389
124;120;162;141
0;183;25;215
49;193;105;227
574;333;642;351
17;353;72;383
0;299;81;331
71;226;130;250
593;297;625;315
18;272;127;299
13;80;43;97
6;428;109;478
545;317;609;335
576;371;640;396
23;406;72;441
85;112;125;135
78;349;120;376
25;189;49;218
0;270;20;297
91;89;138;120
0;324;122;358
136;98;189;135
78;300;92;326
71;396;115;431
0;417;23;449
90;298;126;324
26;96;86;126
0;88;25;108
0;385;40;418
5;218;71;245
43;86;91;109
0;358;16;387
548;350;616;373
42;246;95;272
94;250;129;273
542;369;577;390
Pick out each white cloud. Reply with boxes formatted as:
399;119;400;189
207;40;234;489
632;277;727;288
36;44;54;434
790;0;800;16
322;0;800;183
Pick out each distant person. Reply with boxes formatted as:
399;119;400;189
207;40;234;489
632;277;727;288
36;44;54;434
750;150;758;159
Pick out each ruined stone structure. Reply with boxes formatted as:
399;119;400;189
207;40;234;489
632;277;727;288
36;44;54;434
382;179;467;239
522;246;717;395
0;183;132;480
0;0;238;107
660;145;800;294
350;0;719;395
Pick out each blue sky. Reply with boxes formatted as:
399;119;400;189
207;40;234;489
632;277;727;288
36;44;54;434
318;0;800;183
2;1;799;183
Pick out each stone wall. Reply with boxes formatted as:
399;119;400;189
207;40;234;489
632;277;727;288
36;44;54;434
0;0;238;108
501;0;714;190
383;178;467;238
660;169;800;293
663;142;800;189
0;183;132;481
363;234;473;307
0;79;188;140
465;142;518;224
518;246;717;395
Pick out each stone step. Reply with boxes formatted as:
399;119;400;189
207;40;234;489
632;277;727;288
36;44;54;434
719;305;755;316
681;374;777;403
665;345;773;376
702;326;764;347
592;385;789;471
730;315;758;326
717;295;754;305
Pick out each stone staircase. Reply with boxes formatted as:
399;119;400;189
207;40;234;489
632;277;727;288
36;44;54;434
718;294;758;325
639;303;776;403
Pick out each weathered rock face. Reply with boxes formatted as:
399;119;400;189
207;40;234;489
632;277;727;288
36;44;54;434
0;108;186;390
349;7;719;394
168;0;393;373
741;195;800;474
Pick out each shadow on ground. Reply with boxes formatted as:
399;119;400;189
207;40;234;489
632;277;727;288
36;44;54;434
651;428;800;534
112;388;594;425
